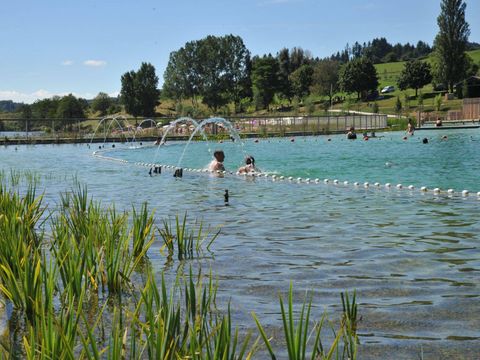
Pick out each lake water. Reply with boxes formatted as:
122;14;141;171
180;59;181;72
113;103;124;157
1;129;479;359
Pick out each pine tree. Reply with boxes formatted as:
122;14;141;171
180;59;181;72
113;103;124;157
434;0;470;93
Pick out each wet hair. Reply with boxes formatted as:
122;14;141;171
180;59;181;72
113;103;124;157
422;138;428;144
213;150;225;160
245;155;255;165
349;126;355;131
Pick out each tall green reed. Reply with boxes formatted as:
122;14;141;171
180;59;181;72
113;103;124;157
253;284;359;360
159;213;219;260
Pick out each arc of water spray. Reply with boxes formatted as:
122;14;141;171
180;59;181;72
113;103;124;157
176;117;246;170
88;115;136;149
151;117;212;166
132;118;157;145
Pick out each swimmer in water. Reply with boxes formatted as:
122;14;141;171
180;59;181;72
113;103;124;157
208;150;225;172
347;126;357;140
406;119;415;136
238;155;259;174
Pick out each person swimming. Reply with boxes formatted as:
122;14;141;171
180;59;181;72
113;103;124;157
238;155;258;174
347;126;357;139
208;150;225;172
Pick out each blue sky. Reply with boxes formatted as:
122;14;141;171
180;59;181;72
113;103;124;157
1;0;479;103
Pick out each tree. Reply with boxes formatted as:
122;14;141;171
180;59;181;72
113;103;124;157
56;94;85;119
310;60;340;106
121;62;160;117
277;48;293;102
120;71;140;116
397;60;433;97
92;92;112;116
163;35;251;113
251;55;279;110
395;96;402;115
339;57;378;99
31;98;60;119
289;64;314;99
433;0;470;93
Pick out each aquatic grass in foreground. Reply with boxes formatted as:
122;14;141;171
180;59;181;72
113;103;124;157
0;175;360;359
159;212;220;261
253;284;358;360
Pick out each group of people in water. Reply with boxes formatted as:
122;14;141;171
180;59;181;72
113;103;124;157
208;150;258;174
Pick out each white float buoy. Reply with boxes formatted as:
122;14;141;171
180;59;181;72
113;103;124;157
385;183;391;188
333;179;339;184
408;185;415;190
462;190;469;196
374;182;380;187
343;181;349;185
297;177;302;182
314;178;319;183
364;182;369;188
288;176;293;181
354;182;359;186
477;192;480;197
305;178;310;183
280;176;285;180
447;189;454;194
324;179;329;183
396;184;403;189
433;188;440;194
421;186;428;192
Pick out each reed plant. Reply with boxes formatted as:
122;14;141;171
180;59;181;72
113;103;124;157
159;213;219;260
253;284;359;360
131;202;155;258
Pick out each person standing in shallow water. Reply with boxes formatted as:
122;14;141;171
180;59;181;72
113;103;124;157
406;119;415;136
347;126;357;139
208;150;225;172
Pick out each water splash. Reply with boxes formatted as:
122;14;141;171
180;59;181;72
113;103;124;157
152;117;211;166
177;117;245;169
131;118;158;145
88;115;134;148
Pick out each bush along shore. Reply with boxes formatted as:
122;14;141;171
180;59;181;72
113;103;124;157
0;170;359;359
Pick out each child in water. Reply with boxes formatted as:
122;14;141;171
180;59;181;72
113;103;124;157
238;155;258;174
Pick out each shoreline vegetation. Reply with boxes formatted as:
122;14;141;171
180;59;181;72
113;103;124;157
0;170;359;359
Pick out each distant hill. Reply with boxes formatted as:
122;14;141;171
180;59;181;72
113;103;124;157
0;100;23;112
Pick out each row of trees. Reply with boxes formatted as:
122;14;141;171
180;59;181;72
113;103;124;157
20;93;121;120
331;38;433;64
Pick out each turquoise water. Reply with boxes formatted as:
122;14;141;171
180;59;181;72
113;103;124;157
1;130;479;358
109;129;480;192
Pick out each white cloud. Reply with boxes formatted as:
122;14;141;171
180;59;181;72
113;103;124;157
61;60;74;66
0;89;117;104
83;60;107;67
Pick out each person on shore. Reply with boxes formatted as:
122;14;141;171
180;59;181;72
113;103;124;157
208;150;225;172
347;126;357;139
406;119;415;135
238;155;258;174
436;118;443;127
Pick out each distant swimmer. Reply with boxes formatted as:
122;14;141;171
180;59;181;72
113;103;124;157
347;126;357;139
208;150;225;172
406;119;415;135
